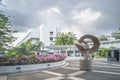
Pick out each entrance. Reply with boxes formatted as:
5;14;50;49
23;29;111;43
108;49;120;61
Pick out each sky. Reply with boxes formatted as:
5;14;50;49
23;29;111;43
0;0;120;38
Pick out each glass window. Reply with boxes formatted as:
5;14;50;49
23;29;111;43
50;37;53;41
50;44;53;45
50;31;53;35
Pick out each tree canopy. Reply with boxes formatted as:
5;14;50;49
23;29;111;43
7;39;43;56
0;12;12;51
99;35;108;41
54;32;77;45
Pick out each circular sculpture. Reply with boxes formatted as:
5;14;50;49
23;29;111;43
75;35;100;60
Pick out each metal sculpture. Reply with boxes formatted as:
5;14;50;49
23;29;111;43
75;35;100;60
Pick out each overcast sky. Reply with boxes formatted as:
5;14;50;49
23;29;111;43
1;0;120;38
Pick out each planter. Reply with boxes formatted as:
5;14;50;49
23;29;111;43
107;58;116;61
0;60;65;74
79;60;92;71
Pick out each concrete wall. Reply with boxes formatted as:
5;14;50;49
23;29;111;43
0;61;65;74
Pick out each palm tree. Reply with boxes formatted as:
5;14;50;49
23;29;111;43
32;41;43;51
67;32;77;45
54;32;77;45
54;32;77;56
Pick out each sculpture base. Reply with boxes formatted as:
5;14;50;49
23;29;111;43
79;60;92;71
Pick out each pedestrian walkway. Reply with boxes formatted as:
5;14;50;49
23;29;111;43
0;60;120;80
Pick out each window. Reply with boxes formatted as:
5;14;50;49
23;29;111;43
50;37;53;41
50;31;53;35
50;44;53;46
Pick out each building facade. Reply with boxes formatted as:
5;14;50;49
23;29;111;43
11;30;31;47
39;24;61;46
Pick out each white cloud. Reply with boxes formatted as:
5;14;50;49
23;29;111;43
73;8;101;23
2;0;119;37
61;27;82;39
47;7;61;15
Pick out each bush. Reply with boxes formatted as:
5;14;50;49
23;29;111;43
0;54;66;66
99;47;108;58
94;54;101;58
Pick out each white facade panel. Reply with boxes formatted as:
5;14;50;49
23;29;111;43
39;24;61;46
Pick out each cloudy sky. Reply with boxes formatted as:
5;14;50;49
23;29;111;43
1;0;120;38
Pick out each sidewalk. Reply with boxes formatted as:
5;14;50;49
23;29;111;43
0;60;120;80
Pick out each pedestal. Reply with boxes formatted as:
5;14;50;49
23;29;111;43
80;60;92;71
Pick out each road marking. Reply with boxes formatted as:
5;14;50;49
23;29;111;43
69;77;85;80
111;64;120;67
62;62;69;67
93;65;120;69
44;76;85;80
68;71;86;76
42;70;64;76
93;62;108;64
44;77;64;80
93;70;120;75
62;66;79;70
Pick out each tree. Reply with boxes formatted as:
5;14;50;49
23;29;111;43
32;41;43;51
112;28;120;39
0;12;12;51
54;32;77;45
99;47;108;58
7;39;43;56
99;35;108;41
109;46;117;49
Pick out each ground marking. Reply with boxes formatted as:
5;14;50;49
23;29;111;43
93;70;120;75
93;65;120;69
44;77;64;80
69;77;85;80
111;64;120;67
42;70;64;76
62;66;79;70
68;71;86;76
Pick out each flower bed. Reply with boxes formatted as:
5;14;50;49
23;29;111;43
0;54;66;74
0;54;66;66
0;60;66;74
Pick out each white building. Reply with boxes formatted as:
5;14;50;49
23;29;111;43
9;30;31;47
39;24;61;46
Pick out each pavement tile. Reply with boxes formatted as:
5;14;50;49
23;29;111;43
7;72;57;80
60;77;73;80
75;71;120;80
49;68;79;75
0;75;7;80
93;67;120;73
1;60;120;80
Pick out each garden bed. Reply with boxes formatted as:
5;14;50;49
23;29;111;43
0;54;66;74
0;60;65;74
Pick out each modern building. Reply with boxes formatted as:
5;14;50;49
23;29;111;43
108;48;120;62
39;24;61;46
44;39;120;61
112;28;120;39
9;30;31;47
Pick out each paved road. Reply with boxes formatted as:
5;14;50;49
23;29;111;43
0;60;120;80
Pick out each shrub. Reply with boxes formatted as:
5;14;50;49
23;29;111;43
0;54;66;66
94;54;101;58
